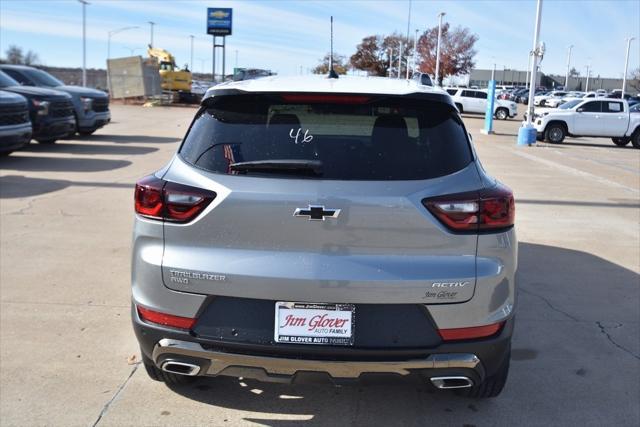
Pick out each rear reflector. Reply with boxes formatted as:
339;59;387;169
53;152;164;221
137;306;197;330
438;321;505;341
281;94;371;104
134;175;216;223
422;184;515;233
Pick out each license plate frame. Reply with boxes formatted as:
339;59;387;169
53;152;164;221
274;302;355;346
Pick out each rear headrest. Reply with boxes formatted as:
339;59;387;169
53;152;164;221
371;115;409;145
268;113;301;129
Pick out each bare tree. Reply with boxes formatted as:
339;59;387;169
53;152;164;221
5;45;24;64
629;67;640;92
4;45;39;65
24;51;40;66
313;53;348;75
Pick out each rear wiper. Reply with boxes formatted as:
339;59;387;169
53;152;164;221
229;160;323;176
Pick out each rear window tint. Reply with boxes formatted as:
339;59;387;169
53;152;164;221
180;94;472;180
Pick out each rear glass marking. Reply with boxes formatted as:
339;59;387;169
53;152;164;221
289;128;314;145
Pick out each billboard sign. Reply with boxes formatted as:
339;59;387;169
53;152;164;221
207;8;232;36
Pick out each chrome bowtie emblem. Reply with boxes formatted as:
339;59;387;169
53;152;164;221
293;205;340;221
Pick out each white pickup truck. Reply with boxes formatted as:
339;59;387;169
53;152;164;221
533;98;640;148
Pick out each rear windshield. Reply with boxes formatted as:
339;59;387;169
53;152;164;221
180;94;472;180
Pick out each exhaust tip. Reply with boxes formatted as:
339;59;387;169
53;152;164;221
430;376;474;389
161;361;201;376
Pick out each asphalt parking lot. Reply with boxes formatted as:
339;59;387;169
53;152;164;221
1;105;639;426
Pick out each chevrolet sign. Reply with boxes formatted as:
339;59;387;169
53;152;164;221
207;7;232;36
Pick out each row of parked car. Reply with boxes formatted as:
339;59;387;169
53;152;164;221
0;65;110;155
498;86;640;107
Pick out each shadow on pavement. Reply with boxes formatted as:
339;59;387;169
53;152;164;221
87;134;181;144
0;156;131;173
20;142;157;156
539;140;635;149
0;175;132;198
159;242;639;425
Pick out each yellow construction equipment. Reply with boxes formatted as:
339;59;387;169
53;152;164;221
147;45;192;92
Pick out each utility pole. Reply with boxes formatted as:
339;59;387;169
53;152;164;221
405;0;412;79
148;21;155;47
622;37;635;99
189;35;194;71
435;12;445;86
78;0;89;87
564;44;573;90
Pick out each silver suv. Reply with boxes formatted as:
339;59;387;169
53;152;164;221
132;76;517;398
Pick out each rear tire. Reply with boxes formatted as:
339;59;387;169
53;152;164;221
141;352;196;386
36;139;57;144
611;137;630;147
456;347;510;398
495;108;508;120
544;123;566;143
78;130;96;136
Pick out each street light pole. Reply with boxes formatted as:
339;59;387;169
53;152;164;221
435;12;445;86
412;29;419;77
78;0;89;87
388;49;392;78
398;42;403;79
564;44;573;89
148;21;155;47
189;35;194;71
585;64;591;92
622;37;635;99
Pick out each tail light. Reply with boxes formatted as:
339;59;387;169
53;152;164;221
438;321;505;341
137;305;197;330
134;175;216;223
422;184;514;233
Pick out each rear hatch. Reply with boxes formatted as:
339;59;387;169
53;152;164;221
160;92;481;305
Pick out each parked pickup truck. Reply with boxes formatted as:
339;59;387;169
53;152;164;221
0;90;32;155
533;98;640;148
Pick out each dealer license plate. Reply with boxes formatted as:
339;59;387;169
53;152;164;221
274;302;355;346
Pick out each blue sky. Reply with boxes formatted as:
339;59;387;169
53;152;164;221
0;0;638;79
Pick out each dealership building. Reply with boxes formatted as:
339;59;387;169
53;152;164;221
468;68;638;92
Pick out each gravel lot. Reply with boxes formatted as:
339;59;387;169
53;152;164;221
1;105;638;426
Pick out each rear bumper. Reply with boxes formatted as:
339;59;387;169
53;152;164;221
133;304;513;384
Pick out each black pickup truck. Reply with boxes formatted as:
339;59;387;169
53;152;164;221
0;70;75;145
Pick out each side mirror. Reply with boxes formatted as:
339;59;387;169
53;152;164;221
576;108;584;113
